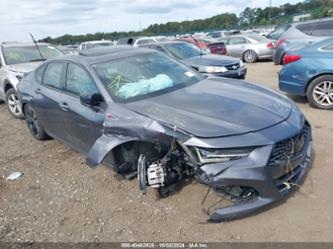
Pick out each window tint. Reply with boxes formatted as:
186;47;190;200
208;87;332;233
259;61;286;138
228;37;247;45
297;21;333;37
35;64;46;83
43;62;66;89
66;63;99;96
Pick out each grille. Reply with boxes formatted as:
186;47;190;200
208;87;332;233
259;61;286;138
225;63;240;70
268;124;310;166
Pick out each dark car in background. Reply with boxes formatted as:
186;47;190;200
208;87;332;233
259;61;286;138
274;18;333;65
279;38;333;110
18;46;312;221
141;41;246;79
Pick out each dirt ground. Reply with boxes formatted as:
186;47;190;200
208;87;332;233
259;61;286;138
0;62;332;242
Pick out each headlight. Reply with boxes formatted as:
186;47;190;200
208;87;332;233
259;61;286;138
199;66;228;74
195;147;254;164
239;60;244;68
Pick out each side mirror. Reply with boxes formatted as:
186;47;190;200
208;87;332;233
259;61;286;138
80;93;103;107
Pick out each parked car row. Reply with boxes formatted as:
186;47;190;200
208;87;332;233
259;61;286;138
273;17;333;65
13;46;312;221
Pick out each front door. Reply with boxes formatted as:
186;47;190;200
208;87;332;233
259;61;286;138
61;63;105;153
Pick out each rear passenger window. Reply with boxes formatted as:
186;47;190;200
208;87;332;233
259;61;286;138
228;37;247;45
297;21;333;36
65;63;99;96
43;62;66;89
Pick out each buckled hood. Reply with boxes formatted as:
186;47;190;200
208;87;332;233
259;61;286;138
126;78;292;138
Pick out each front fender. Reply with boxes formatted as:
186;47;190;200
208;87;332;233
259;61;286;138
86;135;138;168
85;104;190;168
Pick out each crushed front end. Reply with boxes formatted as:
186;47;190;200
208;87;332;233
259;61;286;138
136;110;312;222
186;120;312;222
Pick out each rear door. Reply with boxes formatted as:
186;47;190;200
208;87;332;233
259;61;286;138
32;61;68;140
227;37;248;57
61;62;105;153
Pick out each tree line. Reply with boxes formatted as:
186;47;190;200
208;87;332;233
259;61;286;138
40;0;333;45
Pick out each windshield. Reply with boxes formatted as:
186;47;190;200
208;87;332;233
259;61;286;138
3;45;63;65
164;43;203;59
93;52;202;102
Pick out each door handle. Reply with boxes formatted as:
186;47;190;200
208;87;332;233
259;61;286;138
35;88;41;94
59;102;69;111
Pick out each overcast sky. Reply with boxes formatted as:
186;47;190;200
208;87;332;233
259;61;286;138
0;0;302;41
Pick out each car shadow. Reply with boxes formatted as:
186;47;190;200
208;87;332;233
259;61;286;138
286;94;308;104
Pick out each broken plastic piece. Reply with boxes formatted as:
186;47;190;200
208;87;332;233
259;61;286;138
6;172;24;181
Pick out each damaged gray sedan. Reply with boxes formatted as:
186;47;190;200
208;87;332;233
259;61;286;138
17;46;313;221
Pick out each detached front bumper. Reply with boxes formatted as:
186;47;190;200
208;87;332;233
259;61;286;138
198;123;312;222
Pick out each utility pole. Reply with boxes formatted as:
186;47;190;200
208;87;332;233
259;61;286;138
268;0;272;20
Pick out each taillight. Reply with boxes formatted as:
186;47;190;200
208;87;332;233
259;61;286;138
276;38;286;48
267;42;274;49
282;54;301;65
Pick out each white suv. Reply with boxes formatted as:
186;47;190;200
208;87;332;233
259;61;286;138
0;42;63;118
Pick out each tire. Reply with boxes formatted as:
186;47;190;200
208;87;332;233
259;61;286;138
307;75;333;110
23;104;50;140
243;50;258;63
5;88;24;119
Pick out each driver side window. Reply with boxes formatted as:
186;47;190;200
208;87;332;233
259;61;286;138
65;63;99;97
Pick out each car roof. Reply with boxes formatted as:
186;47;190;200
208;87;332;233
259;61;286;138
291;17;333;26
145;41;187;46
48;45;156;65
81;40;112;44
0;42;51;48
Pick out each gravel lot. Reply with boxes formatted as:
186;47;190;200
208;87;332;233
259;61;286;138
0;62;332;242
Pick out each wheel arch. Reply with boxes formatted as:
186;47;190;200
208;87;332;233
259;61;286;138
305;72;333;93
101;140;167;172
4;80;14;93
86;134;171;169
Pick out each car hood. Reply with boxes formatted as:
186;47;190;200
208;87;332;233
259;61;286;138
183;54;239;67
126;78;293;138
7;61;43;74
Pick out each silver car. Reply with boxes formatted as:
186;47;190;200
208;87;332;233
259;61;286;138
221;35;275;63
0;42;63;118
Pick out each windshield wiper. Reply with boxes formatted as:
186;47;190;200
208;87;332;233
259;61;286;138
29;58;47;62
